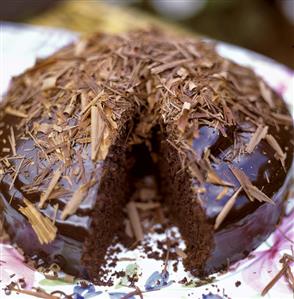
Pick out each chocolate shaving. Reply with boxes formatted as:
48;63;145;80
175;248;187;259
214;187;242;230
126;201;144;242
151;58;191;74
75;38;88;56
41;76;57;91
19;198;57;244
27;131;49;161
259;80;274;108
178;101;191;133
229;165;274;204
9;158;24;190
6;286;60;299
64;94;77;116
39;168;62;208
91;105;105;161
271;112;293;125
81;91;103;115
246;125;268;153
207;169;234;187
266;134;286;168
4;106;28;118
8;126;16;156
189;161;205;184
34;123;63;134
261;253;294;296
80;92;89;111
61;180;95;220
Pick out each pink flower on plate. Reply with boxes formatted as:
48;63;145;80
0;244;35;289
241;210;294;296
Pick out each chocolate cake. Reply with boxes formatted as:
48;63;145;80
0;30;293;281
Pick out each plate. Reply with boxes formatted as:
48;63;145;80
0;22;293;299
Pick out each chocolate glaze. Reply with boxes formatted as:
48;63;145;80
1;114;293;277
193;123;293;224
0;116;100;235
204;174;289;274
190;123;293;274
0;113;103;277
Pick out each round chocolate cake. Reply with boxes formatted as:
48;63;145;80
0;30;293;282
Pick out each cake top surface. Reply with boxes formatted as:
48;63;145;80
0;29;293;243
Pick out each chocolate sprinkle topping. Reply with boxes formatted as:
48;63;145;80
0;29;293;282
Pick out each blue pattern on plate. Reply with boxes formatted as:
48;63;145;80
109;292;135;299
144;270;173;291
73;283;102;299
72;283;135;299
202;293;223;299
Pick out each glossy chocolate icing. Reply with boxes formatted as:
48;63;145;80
194;124;293;223
0;113;100;237
1;114;292;277
0;113;102;276
0;30;293;279
191;123;293;274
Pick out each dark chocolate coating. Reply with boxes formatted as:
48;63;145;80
191;123;293;273
193;124;292;223
0;114;100;277
1;115;293;277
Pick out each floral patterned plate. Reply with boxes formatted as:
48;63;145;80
0;22;293;299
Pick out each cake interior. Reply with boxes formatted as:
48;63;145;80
81;119;135;281
158;138;214;276
81;121;214;280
